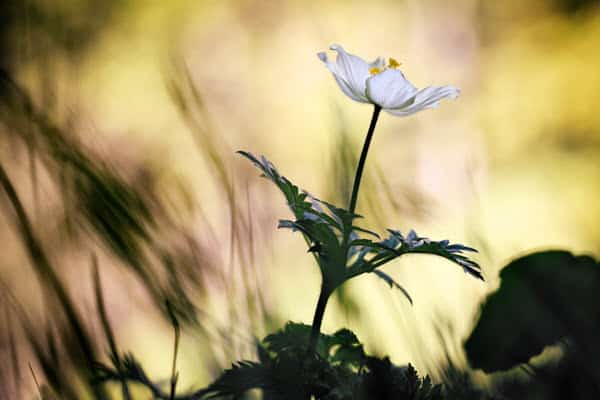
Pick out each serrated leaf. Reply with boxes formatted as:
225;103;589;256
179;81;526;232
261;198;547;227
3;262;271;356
203;361;270;398
262;322;312;355
351;226;381;239
346;229;482;283
240;151;360;287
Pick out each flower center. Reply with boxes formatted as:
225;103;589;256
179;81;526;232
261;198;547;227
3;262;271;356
369;58;402;75
388;57;401;69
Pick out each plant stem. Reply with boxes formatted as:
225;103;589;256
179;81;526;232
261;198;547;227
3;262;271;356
307;105;382;355
308;284;331;354
348;105;382;215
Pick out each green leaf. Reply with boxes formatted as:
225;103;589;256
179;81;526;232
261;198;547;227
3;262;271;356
351;225;381;239
346;229;482;283
262;322;312;355
239;151;360;287
261;323;365;369
237;151;313;221
327;329;365;368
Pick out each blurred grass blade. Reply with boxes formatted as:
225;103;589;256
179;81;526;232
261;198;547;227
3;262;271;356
0;162;107;399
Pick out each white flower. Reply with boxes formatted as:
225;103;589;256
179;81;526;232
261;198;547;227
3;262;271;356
318;44;459;116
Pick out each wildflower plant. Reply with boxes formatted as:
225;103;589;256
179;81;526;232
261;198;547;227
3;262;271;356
0;44;485;400
4;16;599;398
239;44;483;355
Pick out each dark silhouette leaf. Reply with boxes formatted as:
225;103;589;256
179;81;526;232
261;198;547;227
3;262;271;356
465;250;600;372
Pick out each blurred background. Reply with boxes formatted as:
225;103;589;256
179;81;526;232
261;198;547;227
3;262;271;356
1;0;600;398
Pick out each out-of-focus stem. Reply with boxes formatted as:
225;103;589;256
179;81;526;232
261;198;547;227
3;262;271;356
167;301;181;400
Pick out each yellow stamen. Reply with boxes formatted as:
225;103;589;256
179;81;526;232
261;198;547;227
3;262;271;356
388;57;401;69
369;67;382;75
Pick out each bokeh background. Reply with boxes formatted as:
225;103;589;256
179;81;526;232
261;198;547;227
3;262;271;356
1;0;600;398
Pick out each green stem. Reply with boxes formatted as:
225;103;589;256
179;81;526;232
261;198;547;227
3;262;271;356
308;284;331;354
348;105;382;215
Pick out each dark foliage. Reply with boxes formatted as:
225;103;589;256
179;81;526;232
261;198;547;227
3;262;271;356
202;322;446;400
465;250;600;372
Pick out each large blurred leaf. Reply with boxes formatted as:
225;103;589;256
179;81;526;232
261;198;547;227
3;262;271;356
465;250;600;372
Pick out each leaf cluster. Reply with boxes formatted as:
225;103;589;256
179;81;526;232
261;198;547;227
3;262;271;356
239;151;482;300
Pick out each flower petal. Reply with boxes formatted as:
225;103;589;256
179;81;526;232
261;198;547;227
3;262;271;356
365;69;418;109
329;44;373;101
387;85;460;116
318;51;368;103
